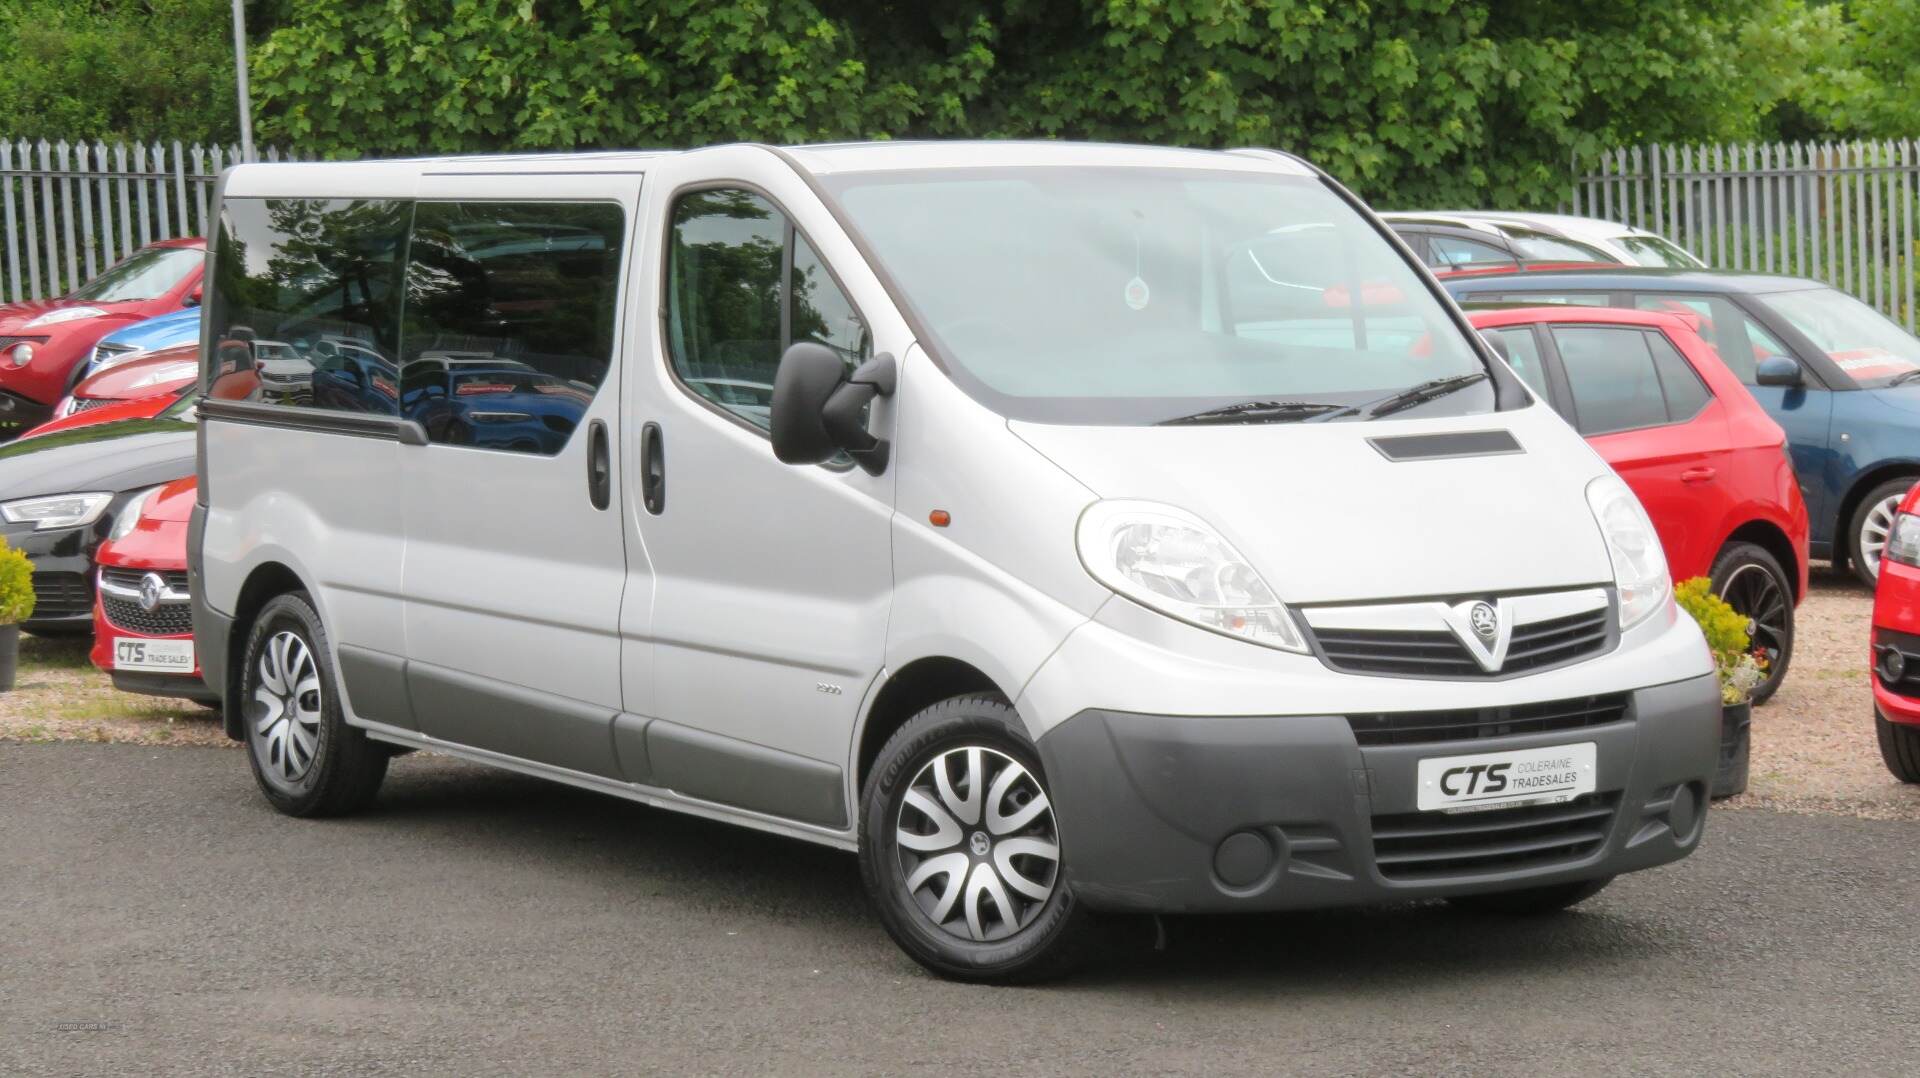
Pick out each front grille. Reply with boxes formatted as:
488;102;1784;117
99;568;192;635
1312;606;1612;678
30;571;93;619
68;395;114;413
0;335;49;351
1346;693;1631;747
91;342;135;366
1371;792;1620;882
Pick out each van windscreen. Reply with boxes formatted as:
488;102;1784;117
822;167;1493;425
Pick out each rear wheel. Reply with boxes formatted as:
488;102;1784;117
1849;478;1917;588
1447;876;1613;915
859;695;1094;983
1711;541;1794;705
239;591;387;817
1878;713;1920;783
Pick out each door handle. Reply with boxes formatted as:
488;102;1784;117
586;419;611;510
1681;466;1717;483
641;421;665;515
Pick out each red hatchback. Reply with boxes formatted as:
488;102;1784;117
1469;306;1809;702
89;475;213;704
1868;485;1920;779
0;238;204;430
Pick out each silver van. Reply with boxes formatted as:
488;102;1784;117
192;142;1721;982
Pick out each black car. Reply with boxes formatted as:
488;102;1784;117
0;395;196;632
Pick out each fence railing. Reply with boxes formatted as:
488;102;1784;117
1573;140;1920;331
0;139;300;304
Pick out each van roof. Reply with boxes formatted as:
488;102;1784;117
219;140;1319;192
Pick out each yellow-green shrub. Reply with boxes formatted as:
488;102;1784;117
0;540;34;625
1674;576;1765;704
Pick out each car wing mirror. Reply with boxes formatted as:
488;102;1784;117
1754;355;1803;387
183;285;202;308
770;342;896;476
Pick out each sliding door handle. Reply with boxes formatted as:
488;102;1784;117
641;421;665;515
586;419;611;510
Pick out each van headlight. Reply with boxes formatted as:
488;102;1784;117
1076;499;1308;652
1586;475;1669;629
0;491;112;531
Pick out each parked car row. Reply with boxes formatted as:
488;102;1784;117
0;144;1913;981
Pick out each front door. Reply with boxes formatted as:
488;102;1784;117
398;193;639;778
620;153;898;830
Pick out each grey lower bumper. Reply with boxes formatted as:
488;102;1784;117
1035;674;1720;914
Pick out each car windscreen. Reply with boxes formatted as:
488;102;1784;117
69;246;202;302
1506;231;1612;264
1755;286;1920;388
821;167;1493;424
1615;235;1703;269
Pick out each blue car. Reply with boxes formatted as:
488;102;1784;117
85;306;201;379
1445;268;1920;586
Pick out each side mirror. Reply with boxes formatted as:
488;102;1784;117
1755;355;1803;387
770;343;896;475
183;285;202;308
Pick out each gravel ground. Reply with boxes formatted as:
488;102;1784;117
2;566;1913;818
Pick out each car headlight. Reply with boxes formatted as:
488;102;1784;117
0;491;112;531
24;306;105;328
1886;511;1920;569
1076;499;1308;652
1586;475;1670;629
107;485;162;542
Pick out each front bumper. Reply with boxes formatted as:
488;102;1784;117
2;519;102;631
1035;673;1720;914
0;389;53;431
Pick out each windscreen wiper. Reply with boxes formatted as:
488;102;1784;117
1158;400;1348;426
1311;372;1490;422
1887;369;1920;387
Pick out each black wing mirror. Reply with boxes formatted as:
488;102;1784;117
770;343;896;475
1755;355;1803;387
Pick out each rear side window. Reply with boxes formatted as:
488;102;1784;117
1480;326;1551;398
399;202;625;455
1474;292;1611;307
1553;325;1708;435
205;198;409;409
1427;234;1509;268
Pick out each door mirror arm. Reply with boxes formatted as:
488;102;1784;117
771;344;896;476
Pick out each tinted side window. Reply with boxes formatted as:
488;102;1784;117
399;202;624;455
1647;331;1711;421
665;188;868;431
1552;326;1670;435
206;198;409;410
1428;234;1510;267
1632;293;1788;385
1481;326;1551;399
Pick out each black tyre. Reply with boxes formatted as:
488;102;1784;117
1446;876;1613;915
1710;541;1794;705
858;695;1094;983
239;591;387;817
1849;477;1917;588
1878;712;1920;783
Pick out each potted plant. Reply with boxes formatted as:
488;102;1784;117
1674;577;1767;798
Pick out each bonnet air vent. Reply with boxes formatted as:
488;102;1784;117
1368;430;1522;462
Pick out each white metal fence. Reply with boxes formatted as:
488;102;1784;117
1573;141;1920;331
0;139;300;304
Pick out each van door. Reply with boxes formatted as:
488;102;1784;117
623;164;896;830
397;194;639;779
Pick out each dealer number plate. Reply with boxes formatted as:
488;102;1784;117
1416;742;1597;813
112;638;194;673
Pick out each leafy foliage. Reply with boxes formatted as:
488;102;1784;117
0;539;33;625
251;0;1798;208
1674;577;1766;704
0;0;240;144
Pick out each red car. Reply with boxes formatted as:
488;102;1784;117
0;238;203;429
89;475;213;704
1469;306;1809;702
49;343;198;421
1869;485;1920;779
14;389;189;441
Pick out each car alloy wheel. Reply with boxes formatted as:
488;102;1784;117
893;745;1061;942
1859;492;1901;582
250;629;324;783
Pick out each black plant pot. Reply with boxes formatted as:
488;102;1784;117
1712;700;1752;799
0;622;18;692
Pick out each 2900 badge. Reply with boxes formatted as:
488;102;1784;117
1416;742;1597;813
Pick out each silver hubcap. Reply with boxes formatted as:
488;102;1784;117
252;630;322;782
894;746;1060;942
1862;494;1902;580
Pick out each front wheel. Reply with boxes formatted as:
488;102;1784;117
1447;876;1613;915
1711;541;1794;705
1850;478;1917;588
858;695;1094;983
239;591;387;817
